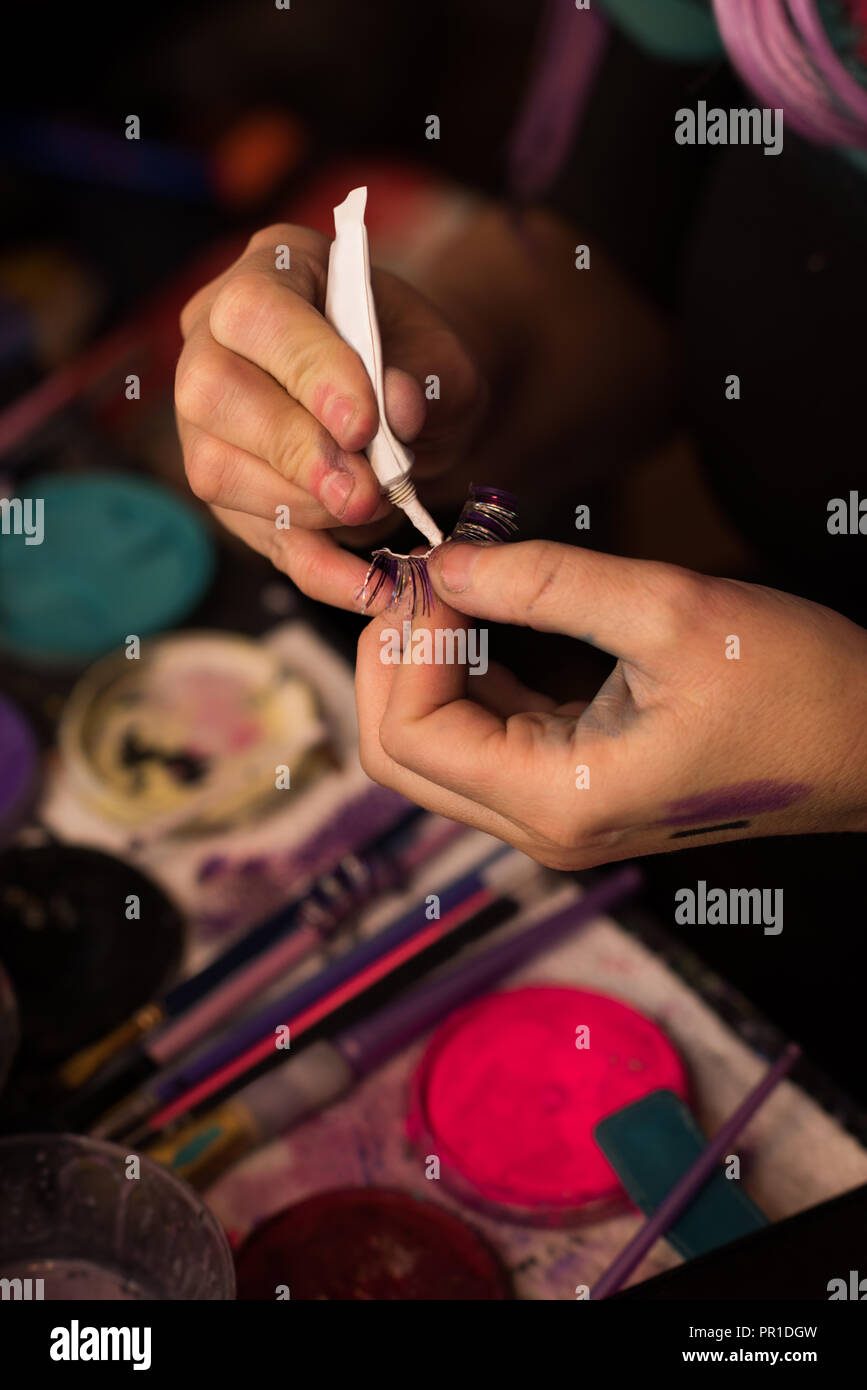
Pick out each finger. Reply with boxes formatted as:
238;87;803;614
180;420;341;528
378;597;615;825
180;224;332;337
213;507;390;612
355;613;541;846
175;325;382;525
208;243;380;455
428;539;706;668
382;365;426;444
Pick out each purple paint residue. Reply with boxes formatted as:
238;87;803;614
0;695;39;840
659;781;810;827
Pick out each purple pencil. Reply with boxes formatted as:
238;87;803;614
591;1042;802;1299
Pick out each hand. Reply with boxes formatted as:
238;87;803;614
355;539;867;869
175;223;486;608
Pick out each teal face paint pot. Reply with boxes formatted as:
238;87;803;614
0;472;215;662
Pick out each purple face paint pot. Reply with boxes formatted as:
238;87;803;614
234;1188;511;1300
0;1134;235;1299
0;693;39;845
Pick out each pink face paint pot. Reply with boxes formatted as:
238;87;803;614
407;986;689;1225
234;1188;511;1300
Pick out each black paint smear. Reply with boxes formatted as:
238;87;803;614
120;728;209;786
669;820;751;840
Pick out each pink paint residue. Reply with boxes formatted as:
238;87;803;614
409;987;688;1216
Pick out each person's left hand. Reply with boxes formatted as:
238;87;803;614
354;538;867;868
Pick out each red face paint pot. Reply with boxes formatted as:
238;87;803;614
234;1188;511;1300
407;986;689;1226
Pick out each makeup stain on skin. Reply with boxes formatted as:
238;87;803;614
669;820;751;839
658;781;810;828
575;664;640;739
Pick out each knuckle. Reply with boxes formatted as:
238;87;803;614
377;711;407;764
273;424;313;484
358;737;387;786
516;543;570;618
209;271;271;344
184;432;229;505
649;565;712;644
179;285;209;340
286;337;328;401
270;534;311;592
174;350;228;426
246;223;297;255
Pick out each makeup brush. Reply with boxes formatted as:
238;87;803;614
145;866;642;1187
590;1042;802;1299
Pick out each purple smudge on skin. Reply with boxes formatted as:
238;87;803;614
658;781;811;828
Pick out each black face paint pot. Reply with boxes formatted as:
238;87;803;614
0;844;184;1067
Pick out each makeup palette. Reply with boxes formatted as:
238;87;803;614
234;1188;511;1300
407;985;689;1224
59;632;331;839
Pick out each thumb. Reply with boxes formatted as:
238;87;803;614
428;538;700;667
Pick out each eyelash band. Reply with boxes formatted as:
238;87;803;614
358;485;519;617
360;550;435;616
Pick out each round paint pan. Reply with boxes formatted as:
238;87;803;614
59;631;329;839
0;1134;235;1299
408;985;689;1226
0;472;215;664
234;1188;512;1300
0;693;40;845
0;844;185;1066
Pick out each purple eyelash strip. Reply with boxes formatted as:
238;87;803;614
359;485;519;616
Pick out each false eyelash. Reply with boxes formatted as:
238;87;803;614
451;485;519;543
359;485;519;617
360;550;434;616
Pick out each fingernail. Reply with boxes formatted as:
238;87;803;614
434;543;478;593
326;395;358;444
320;466;355;518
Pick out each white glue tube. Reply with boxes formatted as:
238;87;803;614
325;187;444;549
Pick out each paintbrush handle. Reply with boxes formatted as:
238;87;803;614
590;1042;802;1300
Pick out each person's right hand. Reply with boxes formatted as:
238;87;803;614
175;223;487;610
